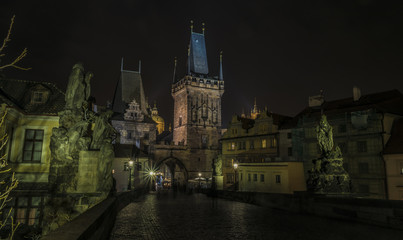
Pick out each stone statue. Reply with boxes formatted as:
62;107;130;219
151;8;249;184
84;72;93;101
44;63;115;235
90;110;116;149
317;115;333;155
307;114;351;194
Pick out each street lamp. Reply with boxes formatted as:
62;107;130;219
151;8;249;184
198;172;202;189
233;162;238;190
128;160;134;190
149;171;156;191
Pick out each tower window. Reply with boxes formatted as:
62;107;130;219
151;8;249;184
179;117;182;126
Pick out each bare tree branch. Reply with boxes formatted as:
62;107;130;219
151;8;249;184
0;15;31;71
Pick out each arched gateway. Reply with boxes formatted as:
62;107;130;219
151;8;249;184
156;156;189;185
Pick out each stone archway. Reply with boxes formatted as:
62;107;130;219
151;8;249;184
156;157;189;188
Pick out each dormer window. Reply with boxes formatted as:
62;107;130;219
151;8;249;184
30;84;50;104
32;92;45;103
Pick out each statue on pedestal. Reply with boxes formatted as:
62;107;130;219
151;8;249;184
307;115;351;194
43;63;115;234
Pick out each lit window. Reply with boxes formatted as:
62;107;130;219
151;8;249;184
23;129;44;162
401;167;403;175
270;138;277;148
261;139;267;149
3;196;42;226
275;175;281;183
231;142;235;150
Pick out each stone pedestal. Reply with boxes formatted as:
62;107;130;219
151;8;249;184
77;151;100;193
215;176;223;190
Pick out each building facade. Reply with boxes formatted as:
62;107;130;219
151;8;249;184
0;78;65;228
220;107;300;190
238;162;306;193
293;88;403;199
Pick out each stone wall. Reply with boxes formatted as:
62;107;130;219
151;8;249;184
42;188;148;240
213;191;403;230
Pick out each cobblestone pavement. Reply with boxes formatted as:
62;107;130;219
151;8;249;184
110;192;403;240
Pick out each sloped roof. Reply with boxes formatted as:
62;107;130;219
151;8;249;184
296;89;403;118
112;70;147;114
384;118;403;154
0;78;65;115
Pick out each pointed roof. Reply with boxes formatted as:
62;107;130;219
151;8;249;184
112;66;147;115
188;28;209;76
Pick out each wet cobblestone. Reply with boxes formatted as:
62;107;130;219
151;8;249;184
110;192;403;240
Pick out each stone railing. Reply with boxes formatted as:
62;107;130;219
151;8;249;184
42;188;148;240
211;190;403;230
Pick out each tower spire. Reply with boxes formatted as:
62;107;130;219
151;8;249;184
187;45;190;75
173;57;177;83
190;20;194;33
202;22;205;35
219;51;223;80
139;60;141;73
121;57;124;71
253;97;257;113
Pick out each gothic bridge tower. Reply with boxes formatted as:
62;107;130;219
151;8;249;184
167;22;224;179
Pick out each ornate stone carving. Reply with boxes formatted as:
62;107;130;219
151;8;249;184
43;63;115;234
307;114;351;194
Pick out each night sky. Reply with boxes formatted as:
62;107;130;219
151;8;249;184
1;0;403;127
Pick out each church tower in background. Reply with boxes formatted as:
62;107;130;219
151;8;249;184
172;21;224;150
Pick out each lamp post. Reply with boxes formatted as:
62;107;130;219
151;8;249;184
149;171;155;191
233;162;238;190
198;172;202;190
128;160;134;190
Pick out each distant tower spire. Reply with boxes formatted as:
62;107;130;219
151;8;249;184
139;60;141;73
173;57;177;83
121;57;124;71
253;97;258;112
219;51;223;80
190;20;194;33
202;22;205;35
187;45;191;75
